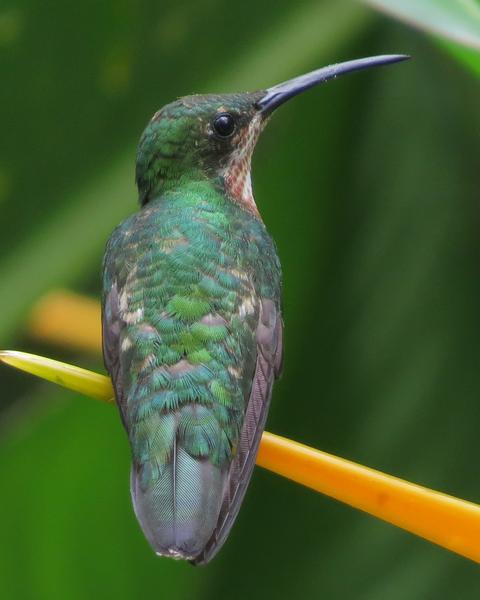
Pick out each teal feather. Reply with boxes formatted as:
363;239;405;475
102;95;283;563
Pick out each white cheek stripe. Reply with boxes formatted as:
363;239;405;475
222;114;264;216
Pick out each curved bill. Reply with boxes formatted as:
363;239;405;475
256;54;410;115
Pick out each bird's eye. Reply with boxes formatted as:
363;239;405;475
213;113;235;137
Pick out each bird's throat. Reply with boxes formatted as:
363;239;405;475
222;114;264;219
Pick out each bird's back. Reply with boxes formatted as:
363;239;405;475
102;182;282;562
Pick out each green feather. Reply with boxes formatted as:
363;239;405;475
102;93;282;562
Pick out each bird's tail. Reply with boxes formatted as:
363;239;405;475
129;411;227;561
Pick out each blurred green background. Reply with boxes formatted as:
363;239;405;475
1;0;480;598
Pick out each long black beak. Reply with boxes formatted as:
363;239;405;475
256;54;410;115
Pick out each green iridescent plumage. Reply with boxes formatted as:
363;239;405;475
103;94;282;564
102;55;407;565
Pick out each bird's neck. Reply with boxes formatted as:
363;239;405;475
220;113;264;219
144;177;264;225
221;150;259;218
143;169;261;221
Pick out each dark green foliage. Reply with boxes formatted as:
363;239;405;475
0;0;480;597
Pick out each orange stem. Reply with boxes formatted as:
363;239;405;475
258;432;480;563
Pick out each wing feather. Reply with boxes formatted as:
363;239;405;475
192;298;283;565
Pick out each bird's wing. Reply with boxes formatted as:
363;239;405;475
102;280;126;410
102;217;141;420
192;297;283;565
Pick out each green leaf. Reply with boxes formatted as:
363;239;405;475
440;38;480;75
364;0;480;49
364;0;480;73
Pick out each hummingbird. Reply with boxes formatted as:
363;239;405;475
102;54;408;565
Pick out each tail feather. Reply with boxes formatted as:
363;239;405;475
131;439;227;560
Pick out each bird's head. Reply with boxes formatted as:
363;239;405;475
136;55;409;214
